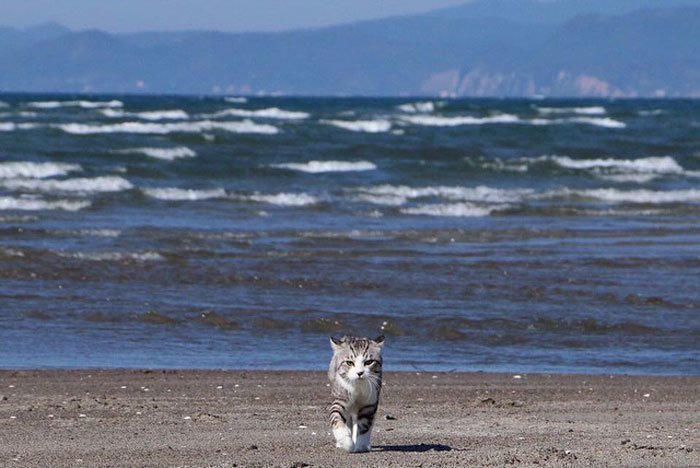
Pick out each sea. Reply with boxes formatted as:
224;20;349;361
0;94;698;375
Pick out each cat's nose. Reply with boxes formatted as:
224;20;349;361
356;370;364;377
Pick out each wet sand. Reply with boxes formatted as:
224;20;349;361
0;370;698;467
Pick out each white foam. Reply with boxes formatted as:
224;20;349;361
142;187;226;201
0;162;82;179
639;109;665;116
401;202;500;217
56;119;278;135
0;101;8;108
537;106;606;115
0;196;91;211
322;119;392;133
210;107;309;120
353;185;532;204
76;229;121;237
400;114;520;126
353;193;408;206
99;108;125;118
550;156;683;174
59;251;164;261
119;147;197;161
270;160;377;173
27;100;123;109
136;110;190;121
101;109;189;120
244;192;319;206
1;176;133;194
397;101;435;113
0;122;38;132
545;188;700;204
565;117;626;129
224;97;248;103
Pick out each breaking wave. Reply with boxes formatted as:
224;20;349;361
0;196;91;211
101;109;190;120
321;119;392;133
0;162;82;179
401;202;503;217
118;147;197;161
1;176;133;194
0;123;39;131
27;100;123;109
270;160;377;173
142;187;227;201
57;251;164;261
536;106;606;115
56;119;279;135
242;192;320;206
397;101;436;113
352;185;533;205
549;188;700;204
400;114;520;126
209;107;309;120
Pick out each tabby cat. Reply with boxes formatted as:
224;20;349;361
327;335;385;453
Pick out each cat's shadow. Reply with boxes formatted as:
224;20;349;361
374;443;453;453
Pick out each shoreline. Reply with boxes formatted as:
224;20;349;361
1;370;698;467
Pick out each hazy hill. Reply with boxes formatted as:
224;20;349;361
0;1;698;97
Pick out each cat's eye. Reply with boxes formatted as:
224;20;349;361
344;360;354;367
364;359;376;366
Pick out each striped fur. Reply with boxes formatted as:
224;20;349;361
327;335;385;453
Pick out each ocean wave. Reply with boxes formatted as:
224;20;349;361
401;202;503;217
57;251;164;261
56;119;278;135
101;109;190;120
270;160;377;173
562;117;626;129
1;176;133;194
209;107;309;120
224;97;248;103
0;196;91;211
553;188;700;204
142;187;227;201
118;147;197;161
353;185;533;204
0;122;39;131
321;119;392;133
0;162;82;179
400;114;520;126
548;155;683;174
638;109;665;116
536;106;606;115
0;101;8;108
27;100;123;109
242;192;320;206
397;101;436;113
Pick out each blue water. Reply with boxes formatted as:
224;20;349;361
0;94;698;374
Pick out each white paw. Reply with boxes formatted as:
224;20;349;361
335;437;354;452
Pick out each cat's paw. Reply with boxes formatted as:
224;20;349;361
335;437;354;452
353;443;371;453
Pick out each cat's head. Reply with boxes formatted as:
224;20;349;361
330;335;385;383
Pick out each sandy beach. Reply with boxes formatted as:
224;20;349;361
0;370;697;467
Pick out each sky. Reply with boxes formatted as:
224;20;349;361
2;0;470;33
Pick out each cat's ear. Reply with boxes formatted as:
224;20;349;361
330;336;344;350
373;335;386;347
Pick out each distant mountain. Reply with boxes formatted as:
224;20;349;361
0;3;698;97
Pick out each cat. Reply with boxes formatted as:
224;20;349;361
327;335;385;453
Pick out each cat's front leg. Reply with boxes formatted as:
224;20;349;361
330;405;354;452
352;403;377;452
